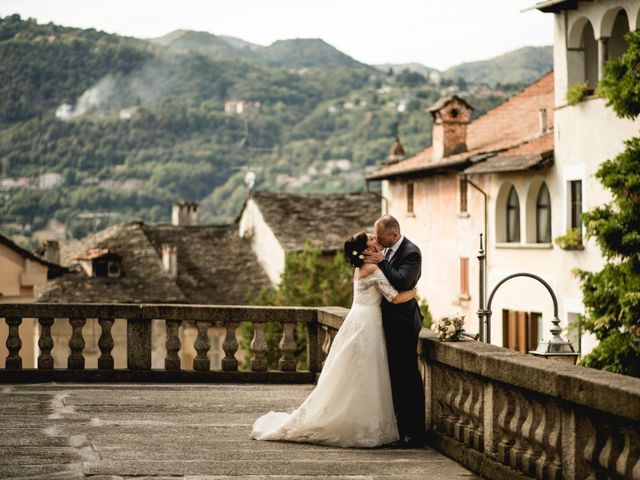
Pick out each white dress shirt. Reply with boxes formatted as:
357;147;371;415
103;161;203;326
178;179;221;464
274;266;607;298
384;235;404;261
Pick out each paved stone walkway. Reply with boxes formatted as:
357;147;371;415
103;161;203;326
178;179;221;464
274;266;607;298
0;383;478;479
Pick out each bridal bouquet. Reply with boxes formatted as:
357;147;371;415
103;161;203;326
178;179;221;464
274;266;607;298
434;315;465;341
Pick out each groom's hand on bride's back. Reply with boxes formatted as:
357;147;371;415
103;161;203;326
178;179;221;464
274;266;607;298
363;249;384;264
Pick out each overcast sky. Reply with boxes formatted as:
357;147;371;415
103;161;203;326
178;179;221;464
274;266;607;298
0;0;552;70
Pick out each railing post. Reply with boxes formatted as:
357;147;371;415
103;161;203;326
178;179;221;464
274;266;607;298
38;317;54;369
279;322;297;372
98;317;115;370
250;322;268;372
193;321;211;371
68;317;86;370
127;317;151;370
221;322;239;372
6;317;22;370
165;319;181;371
306;319;319;373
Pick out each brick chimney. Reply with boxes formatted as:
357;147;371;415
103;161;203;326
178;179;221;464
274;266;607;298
172;202;198;226
43;240;60;265
162;244;178;280
384;137;406;165
428;95;473;162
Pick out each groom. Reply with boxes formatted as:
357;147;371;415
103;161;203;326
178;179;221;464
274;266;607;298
365;215;426;447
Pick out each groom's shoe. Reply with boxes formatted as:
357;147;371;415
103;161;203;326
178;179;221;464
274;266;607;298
398;434;426;448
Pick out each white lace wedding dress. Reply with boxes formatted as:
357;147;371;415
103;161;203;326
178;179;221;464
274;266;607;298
251;268;400;448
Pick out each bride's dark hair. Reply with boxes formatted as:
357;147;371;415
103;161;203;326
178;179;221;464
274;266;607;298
344;231;368;268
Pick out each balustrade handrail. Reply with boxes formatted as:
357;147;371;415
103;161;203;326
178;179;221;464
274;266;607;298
0;302;330;382
0;303;318;323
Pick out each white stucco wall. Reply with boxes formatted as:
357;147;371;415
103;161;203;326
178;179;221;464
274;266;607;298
238;198;286;286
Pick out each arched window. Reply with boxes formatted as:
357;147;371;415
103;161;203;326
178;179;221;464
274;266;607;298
506;186;520;243
582;22;598;89
608;11;630;61
536;183;552;243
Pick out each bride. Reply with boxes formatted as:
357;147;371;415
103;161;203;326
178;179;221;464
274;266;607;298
250;231;417;448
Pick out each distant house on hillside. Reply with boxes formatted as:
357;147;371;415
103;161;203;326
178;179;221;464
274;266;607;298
224;100;261;115
238;191;382;286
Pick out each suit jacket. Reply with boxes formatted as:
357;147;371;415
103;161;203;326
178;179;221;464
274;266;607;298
378;237;423;334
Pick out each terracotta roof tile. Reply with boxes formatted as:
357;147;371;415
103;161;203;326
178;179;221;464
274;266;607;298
367;71;554;180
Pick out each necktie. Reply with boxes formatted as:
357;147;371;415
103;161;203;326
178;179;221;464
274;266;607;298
384;248;393;261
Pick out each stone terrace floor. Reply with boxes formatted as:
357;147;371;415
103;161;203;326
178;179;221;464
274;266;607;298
0;383;478;480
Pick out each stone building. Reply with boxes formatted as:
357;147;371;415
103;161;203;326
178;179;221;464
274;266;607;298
36;203;272;370
238;191;382;286
368;0;640;356
0;235;65;367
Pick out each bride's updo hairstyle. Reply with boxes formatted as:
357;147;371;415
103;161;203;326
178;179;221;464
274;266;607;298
344;231;368;268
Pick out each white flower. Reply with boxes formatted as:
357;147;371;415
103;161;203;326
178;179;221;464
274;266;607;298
446;325;456;336
352;250;358;256
358;254;365;260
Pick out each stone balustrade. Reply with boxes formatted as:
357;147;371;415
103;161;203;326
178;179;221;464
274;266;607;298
3;302;638;480
420;329;640;480
0;303;328;382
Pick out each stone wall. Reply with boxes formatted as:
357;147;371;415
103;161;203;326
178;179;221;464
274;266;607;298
420;330;640;480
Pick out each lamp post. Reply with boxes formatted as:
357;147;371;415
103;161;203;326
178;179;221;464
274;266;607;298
476;234;579;364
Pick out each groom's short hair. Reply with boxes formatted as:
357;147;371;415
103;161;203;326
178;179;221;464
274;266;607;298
376;215;400;233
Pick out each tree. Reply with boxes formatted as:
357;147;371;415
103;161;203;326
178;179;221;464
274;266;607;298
576;31;640;377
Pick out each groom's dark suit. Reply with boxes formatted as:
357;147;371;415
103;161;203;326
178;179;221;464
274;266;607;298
378;237;426;441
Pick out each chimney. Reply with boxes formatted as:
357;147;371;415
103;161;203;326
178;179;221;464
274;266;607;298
384;137;406;165
539;108;548;134
162;244;178;280
428;95;473;162
43;240;60;265
172;202;198;226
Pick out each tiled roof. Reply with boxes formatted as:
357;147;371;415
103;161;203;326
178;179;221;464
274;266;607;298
143;224;272;305
367;71;554;180
37;222;271;305
464;132;554;174
249;191;382;252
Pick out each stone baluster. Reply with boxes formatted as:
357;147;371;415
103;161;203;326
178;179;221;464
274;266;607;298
533;401;550;479
544;403;562;480
5;317;22;370
496;390;515;464
279;322;297;372
165;319;181;370
436;366;456;435
508;392;527;471
462;380;483;451
222;322;239;371
520;397;541;477
97;317;115;370
68;317;86;369
321;326;333;368
37;317;54;369
451;372;466;441
250;323;268;372
193;321;211;371
461;380;475;447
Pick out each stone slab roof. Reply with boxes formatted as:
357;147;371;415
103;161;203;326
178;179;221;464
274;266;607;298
37;222;271;305
249;191;382;252
143;224;271;305
37;222;187;304
367;71;554;180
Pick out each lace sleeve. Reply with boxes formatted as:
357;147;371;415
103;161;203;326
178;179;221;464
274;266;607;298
373;271;398;302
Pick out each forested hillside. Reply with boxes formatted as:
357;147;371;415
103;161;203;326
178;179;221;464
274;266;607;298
0;14;552;246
